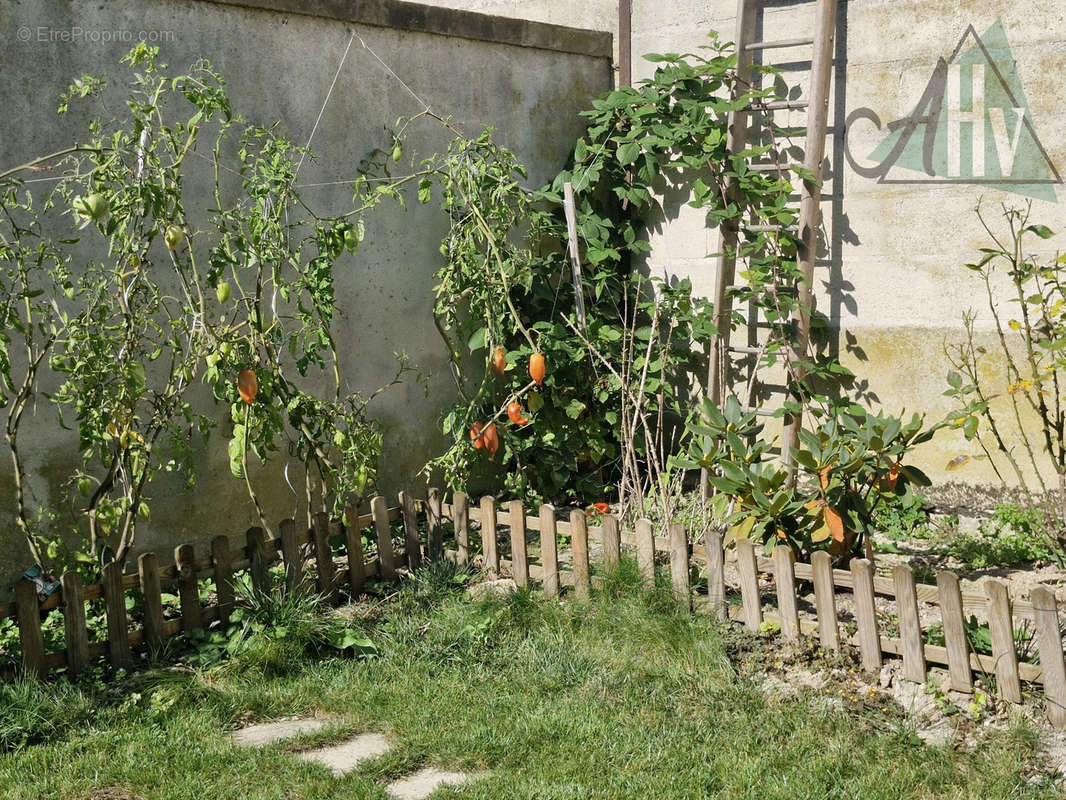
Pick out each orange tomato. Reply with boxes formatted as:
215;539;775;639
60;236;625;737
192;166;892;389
589;502;610;515
491;347;507;376
506;402;529;426
237;369;258;404
482;422;499;456
529;352;546;385
470;421;485;450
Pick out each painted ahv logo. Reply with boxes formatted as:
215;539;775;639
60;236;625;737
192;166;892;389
844;20;1061;202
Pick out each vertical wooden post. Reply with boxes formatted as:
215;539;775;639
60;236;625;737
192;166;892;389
343;506;366;596
539;505;559;598
212;535;235;625
14;579;44;677
138;552;164;653
102;561;133;670
570;509;591;599
635;519;655;589
893;565;926;683
705;530;726;621
985;579;1022;703
480;496;499;575
453;492;470;566
773;546;800;642
936;572;973;693
562;181;587;330
851;559;881;673
669;523;690;608
427;487;444;561
246;527;270;594
735;538;762;632
61;571;89;677
175;544;202;633
810;551;839;650
508;500;529;588
371;495;397;581
601;514;621;572
311;511;335;595
1031;586;1066;729
399;490;422;570
279;519;302;593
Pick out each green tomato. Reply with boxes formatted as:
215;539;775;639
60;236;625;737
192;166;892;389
215;281;232;304
354;467;368;493
74;193;109;222
392;143;403;162
77;477;94;498
164;224;184;250
333;429;347;448
219;342;233;357
206;352;220;368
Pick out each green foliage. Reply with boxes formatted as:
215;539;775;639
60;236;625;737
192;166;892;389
944;202;1066;554
672;396;940;558
871;493;942;542
941;503;1056;568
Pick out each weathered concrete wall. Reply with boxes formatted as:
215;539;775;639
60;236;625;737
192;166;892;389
0;0;611;589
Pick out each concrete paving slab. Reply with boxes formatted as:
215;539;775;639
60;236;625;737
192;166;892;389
297;732;393;775
386;767;474;799
231;718;330;747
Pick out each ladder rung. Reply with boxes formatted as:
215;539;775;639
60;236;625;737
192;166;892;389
749;99;809;111
746;223;797;233
727;345;762;355
749;163;796;172
740;405;776;417
744;37;814;51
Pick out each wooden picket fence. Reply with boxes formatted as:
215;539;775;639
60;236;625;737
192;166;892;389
5;489;1066;730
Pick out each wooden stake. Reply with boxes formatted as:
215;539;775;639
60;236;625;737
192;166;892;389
175;544;202;633
453;491;470;566
706;530;726;621
480;496;499;575
61;571;89;676
735;538;762;632
399;490;422;570
601;514;621;572
246;527;269;594
138;552;165;653
773;546;800;642
636;519;656;588
343;506;366;596
540;505;559;598
562;181;587;330
893;565;926;683
1031;586;1066;729
279;519;302;592
851;558;881;673
570;509;591;599
212;535;235;625
811;551;839;650
509;500;529;588
985;579;1022;703
311;511;335;595
14;579;44;677
427;488;444;561
669;523;690;608
103;561;133;670
936;571;972;693
371;495;397;581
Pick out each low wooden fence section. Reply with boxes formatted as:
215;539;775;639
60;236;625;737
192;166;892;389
6;489;1066;730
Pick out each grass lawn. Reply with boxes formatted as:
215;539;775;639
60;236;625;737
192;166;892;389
0;561;1060;799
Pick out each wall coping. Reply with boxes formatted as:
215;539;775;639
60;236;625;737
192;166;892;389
199;0;614;59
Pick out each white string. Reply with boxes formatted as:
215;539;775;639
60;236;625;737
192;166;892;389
351;28;432;112
295;31;357;177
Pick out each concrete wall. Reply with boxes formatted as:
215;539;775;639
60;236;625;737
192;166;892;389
0;0;611;590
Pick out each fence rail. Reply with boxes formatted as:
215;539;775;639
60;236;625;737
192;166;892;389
6;490;1066;729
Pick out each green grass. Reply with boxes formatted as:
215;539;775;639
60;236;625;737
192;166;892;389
0;561;1059;799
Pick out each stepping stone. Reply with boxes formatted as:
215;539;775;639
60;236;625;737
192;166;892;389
297;732;392;775
387;767;474;799
231;718;330;747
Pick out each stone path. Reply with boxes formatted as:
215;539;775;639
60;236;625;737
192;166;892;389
231;718;478;797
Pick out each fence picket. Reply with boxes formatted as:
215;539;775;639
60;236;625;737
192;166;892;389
602;514;621;571
773;546;800;642
399;490;422;570
540;505;559;598
343;506;366;595
279;519;302;592
508;500;529;588
212;535;235;625
371;496;397;581
14;579;44;677
706;530;726;621
246;527;270;594
427;488;444;561
851;558;881;673
480;496;499;575
175;544;202;634
61;571;89;676
312;512;335;595
636;519;655;589
893;565;926;683
669;523;690;608
102;561;133;670
936;571;972;693
1031;586;1066;729
570;510;591;599
985;579;1022;703
138;552;164;652
453;492;470;566
735;538;762;632
811;551;838;650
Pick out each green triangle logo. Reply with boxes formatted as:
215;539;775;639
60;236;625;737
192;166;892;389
863;20;1061;202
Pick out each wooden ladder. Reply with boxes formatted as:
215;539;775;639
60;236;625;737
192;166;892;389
706;0;838;481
